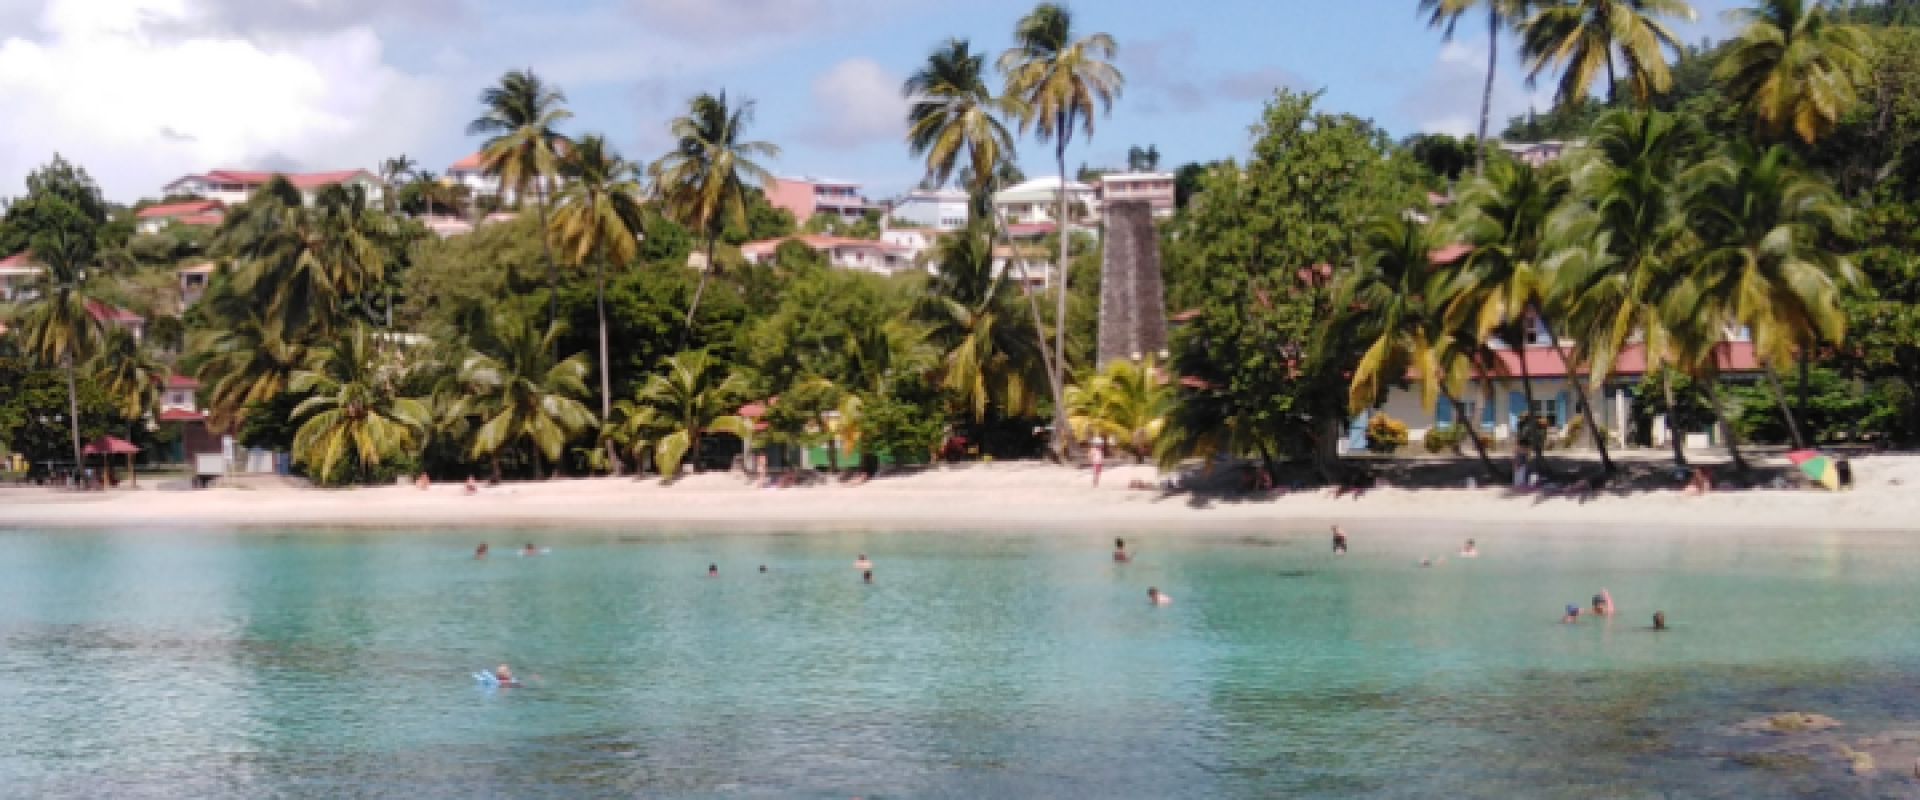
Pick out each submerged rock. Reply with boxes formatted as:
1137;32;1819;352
1734;712;1843;734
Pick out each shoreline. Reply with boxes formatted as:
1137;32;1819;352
3;457;1916;535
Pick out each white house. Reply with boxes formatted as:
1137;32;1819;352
1096;171;1176;218
0;252;40;301
993;176;1099;225
135;200;225;234
740;234;917;276
888;188;971;230
162;169;387;207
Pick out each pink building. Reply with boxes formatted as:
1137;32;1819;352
765;177;872;224
740;234;915;275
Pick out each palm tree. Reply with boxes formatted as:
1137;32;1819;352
402;170;462;218
378;154;418;214
1715;0;1874;144
999;2;1123;457
188;317;311;432
1521;0;1697;106
213;178;392;337
619;349;752;479
919;223;1047;421
1441;157;1566;416
454;313;597;481
1675;143;1861;448
1549;109;1703;468
1331;214;1445;423
551;134;648;473
648;91;779;344
1420;0;1535;174
288;325;432;485
1065;355;1166;463
468;69;573;332
90;326;165;421
16;198;104;476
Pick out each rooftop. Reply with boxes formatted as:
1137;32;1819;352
136;200;224;219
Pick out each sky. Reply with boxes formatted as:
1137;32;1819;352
0;0;1746;206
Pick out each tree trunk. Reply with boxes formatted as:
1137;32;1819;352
1605;49;1619;105
1535;308;1614;475
596;255;620;477
986;179;1065;456
1052;129;1074;462
490;452;503;485
1444;386;1502;481
1661;370;1688;468
1255;440;1279;489
1702;377;1748;473
1475;7;1499;176
64;348;83;489
532;446;547;481
1762;362;1807;450
536;177;559;337
1798;346;1811;438
681;235;717;351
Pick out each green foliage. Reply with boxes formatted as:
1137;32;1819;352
0;355;118;463
236;391;306;451
854;391;945;464
1423;425;1460;454
1727;365;1903;442
1365;412;1409;454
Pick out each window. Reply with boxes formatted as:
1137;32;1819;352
1531;398;1560;428
1455;402;1476;425
1523;318;1549;346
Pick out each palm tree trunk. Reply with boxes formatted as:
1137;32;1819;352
985;178;1066;449
1535;310;1614;474
64;349;83;489
1702;377;1747;472
1476;7;1499;176
1444;386;1501;481
536;178;559;336
1798;346;1811;436
1762;362;1807;449
596;256;620;477
490;452;503;485
1605;50;1619;105
1661;371;1688;468
1052;132;1073;461
682;235;717;351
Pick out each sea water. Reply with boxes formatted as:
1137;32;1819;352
1;524;1918;798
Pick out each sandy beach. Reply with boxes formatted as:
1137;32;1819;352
5;454;1918;534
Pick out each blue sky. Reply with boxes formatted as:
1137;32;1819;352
0;0;1744;203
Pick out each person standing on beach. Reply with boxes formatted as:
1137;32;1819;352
1089;440;1105;487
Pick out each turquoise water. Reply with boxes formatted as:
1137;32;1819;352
3;525;1920;797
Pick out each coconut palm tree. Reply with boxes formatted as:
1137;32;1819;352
1521;0;1697;106
648;91;779;344
1331;214;1446;419
468;69;573;332
454;313;597;481
919;222;1047;421
1065;355;1166;463
551;133;647;472
999;2;1123;457
1675;143;1861;448
188;317;311;433
402;170;463;218
619;349;752;479
213;178;392;338
1441;157;1567;415
1420;0;1536;173
1715;0;1874;144
16;199;104;476
378;155;418;214
288;325;432;485
89;326;165;421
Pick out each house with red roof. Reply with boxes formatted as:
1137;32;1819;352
135;200;226;234
740;234;918;276
0;251;38;301
162;169;386;208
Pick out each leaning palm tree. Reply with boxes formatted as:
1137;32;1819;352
620;349;752;479
999;2;1123;457
648;91;779;343
1715;0;1874;144
188;317;311;433
1441;157;1567;415
454;313;597;481
468;69;573;331
918;223;1048;421
288;325;433;485
551;133;648;474
89;326;165;422
1329;214;1445;422
1064;355;1167;463
1675;143;1861;448
1521;0;1697;106
1420;0;1535;174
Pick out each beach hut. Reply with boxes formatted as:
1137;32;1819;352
83;435;142;488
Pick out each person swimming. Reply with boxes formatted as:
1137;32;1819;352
863;570;873;584
521;543;538;556
1147;587;1172;605
1652;612;1667;631
708;564;718;577
493;664;520;687
475;543;489;559
759;565;768;573
1419;558;1433;567
1113;537;1130;562
1332;525;1348;554
1562;604;1581;624
1592;594;1610;616
854;555;873;569
1460;539;1478;557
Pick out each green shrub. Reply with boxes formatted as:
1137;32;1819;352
1365;413;1408;454
1424;426;1459;454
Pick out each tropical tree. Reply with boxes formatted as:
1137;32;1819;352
550;133;648;472
213;178;392;337
89;326;165;422
999;2;1123;457
453;313;597;481
468;69;572;331
1675;143;1861;448
618;349;752;479
188;317;311;432
15;197;104;474
918;223;1047;421
1441;157;1566;414
1065;355;1167;463
1521;0;1697;106
288;325;432;485
648;91;779;342
402;170;463;218
1715;0;1874;144
378;154;418;214
1420;0;1535;173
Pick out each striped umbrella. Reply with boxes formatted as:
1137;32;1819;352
1785;450;1839;491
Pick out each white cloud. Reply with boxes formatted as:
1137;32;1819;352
1403;39;1551;139
796;58;906;151
0;0;444;202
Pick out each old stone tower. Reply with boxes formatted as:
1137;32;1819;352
1097;200;1169;367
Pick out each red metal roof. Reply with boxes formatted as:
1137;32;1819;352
83;435;141;455
165;375;200;388
84;299;143;324
1474;341;1760;378
136;200;223;219
175;214;225;227
158;409;206;422
450;152;485;170
0;252;33;268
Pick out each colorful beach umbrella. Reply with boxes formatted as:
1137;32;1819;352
1786;450;1839;491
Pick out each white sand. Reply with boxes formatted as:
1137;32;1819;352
4;455;1917;534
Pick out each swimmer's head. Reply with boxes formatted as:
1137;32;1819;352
1653;612;1667;630
1566;604;1580;616
1116;538;1125;549
708;564;717;574
759;565;767;573
863;570;873;581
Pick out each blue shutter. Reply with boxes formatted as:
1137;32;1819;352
1436;398;1453;427
1348;409;1370;450
1557;390;1571;428
1481;392;1497;430
1508;392;1526;432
